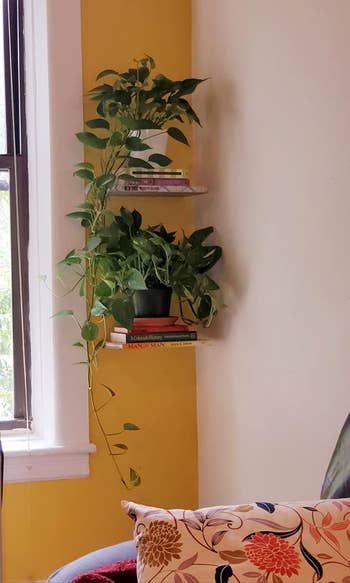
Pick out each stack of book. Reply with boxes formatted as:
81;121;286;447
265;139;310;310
105;317;198;350
114;168;205;194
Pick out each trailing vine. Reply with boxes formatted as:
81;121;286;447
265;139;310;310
54;56;210;488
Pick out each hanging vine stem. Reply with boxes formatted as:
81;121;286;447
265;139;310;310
83;247;134;489
87;345;129;490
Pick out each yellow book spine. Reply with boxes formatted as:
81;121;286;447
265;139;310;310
105;340;203;351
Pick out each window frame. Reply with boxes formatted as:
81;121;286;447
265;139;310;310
0;0;31;430
2;0;95;483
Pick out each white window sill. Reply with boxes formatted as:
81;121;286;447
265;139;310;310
2;435;96;483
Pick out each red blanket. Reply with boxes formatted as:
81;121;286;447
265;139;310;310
72;559;137;583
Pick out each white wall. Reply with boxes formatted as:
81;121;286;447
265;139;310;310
193;0;350;505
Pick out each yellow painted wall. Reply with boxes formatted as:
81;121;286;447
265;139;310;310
2;1;197;581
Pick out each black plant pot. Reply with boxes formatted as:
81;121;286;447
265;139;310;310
133;288;172;318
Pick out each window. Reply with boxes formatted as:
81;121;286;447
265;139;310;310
2;0;94;483
0;0;30;429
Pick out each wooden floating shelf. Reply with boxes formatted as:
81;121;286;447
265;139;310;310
110;187;208;198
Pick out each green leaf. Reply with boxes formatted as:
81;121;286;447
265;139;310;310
120;206;134;227
91;299;108;316
130;467;141;487
203;275;220;291
96;101;106;118
113;443;128;450
75;162;95;170
124;423;140;430
89;83;113;93
95;281;112;297
177;77;207;96
73;341;84;347
85;182;93;196
153;74;174;90
117;173;133;181
86;236;102;251
79;278;85;297
76;132;109;149
120;68;137;82
51;309;74;318
109;131;123;146
113;90;131;105
108;102;119;117
125;136;151;151
111;297;135;329
188;226;214;246
145;54;155;69
178;99;201;126
77;202;94;209
132;209;142;231
119;118;160;130
95;174;115;188
148;153;172;167
101;209;115;224
138;66;150;83
60;250;82;265
127;157;153;169
73;169;94;181
86;118;110;130
96;69;118;80
66;211;92;221
94;339;105;352
126;268;147;290
167;126;189;145
197;295;212;320
81;321;99;342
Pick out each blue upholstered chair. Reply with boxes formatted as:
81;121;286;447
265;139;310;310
47;540;136;583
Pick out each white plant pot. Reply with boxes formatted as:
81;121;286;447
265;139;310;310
130;129;168;163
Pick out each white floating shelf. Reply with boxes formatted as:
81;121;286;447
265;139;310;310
110;187;208;198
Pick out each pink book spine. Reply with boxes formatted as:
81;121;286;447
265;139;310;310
121;177;190;187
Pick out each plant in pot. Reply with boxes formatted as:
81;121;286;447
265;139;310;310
90;206;223;330
55;57;211;489
76;55;207;194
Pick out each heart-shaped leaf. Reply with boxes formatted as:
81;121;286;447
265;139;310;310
167;126;189;145
86;118;110;130
76;132;108;149
148;153;172;167
81;320;99;342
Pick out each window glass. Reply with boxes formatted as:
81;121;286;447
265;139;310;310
0;3;6;154
0;170;13;419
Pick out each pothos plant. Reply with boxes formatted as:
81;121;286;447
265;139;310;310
55;57;211;489
86;207;223;330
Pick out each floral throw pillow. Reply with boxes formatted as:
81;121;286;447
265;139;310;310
122;499;350;583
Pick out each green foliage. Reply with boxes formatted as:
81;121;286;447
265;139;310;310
70;56;207;217
89;56;206;134
57;56;213;489
63;206;222;330
124;423;140;431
